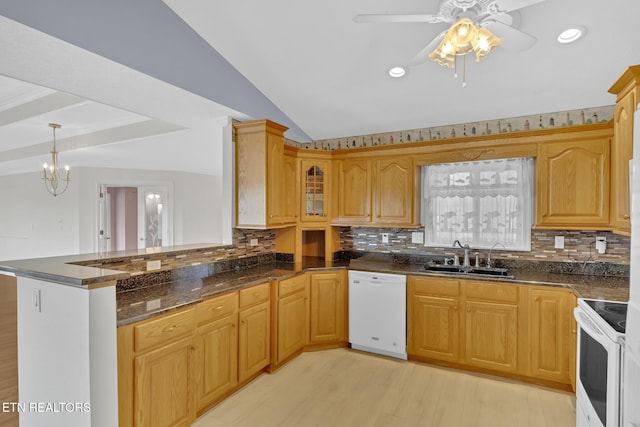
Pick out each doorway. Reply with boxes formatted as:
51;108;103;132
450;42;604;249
99;185;171;252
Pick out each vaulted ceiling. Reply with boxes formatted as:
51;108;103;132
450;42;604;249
1;0;639;176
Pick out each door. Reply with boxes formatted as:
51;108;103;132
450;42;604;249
134;336;195;427
195;315;238;410
309;271;345;344
138;186;170;249
238;301;270;383
410;294;460;361
464;300;518;372
277;291;307;362
373;157;414;224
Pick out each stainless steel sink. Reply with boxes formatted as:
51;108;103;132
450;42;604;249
424;264;514;279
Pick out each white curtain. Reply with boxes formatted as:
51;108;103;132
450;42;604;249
423;157;534;250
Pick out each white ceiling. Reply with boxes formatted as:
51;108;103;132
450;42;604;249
165;0;640;140
1;0;640;177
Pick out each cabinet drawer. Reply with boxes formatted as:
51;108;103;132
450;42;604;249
465;281;519;303
239;282;270;309
412;276;460;297
278;275;307;298
134;307;196;352
196;292;237;325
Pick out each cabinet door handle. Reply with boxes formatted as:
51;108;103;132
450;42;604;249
624;214;630;220
534;296;540;302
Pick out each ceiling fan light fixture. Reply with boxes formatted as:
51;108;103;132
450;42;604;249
429;18;502;70
557;26;585;44
389;66;406;78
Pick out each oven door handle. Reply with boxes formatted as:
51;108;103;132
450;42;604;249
574;307;615;350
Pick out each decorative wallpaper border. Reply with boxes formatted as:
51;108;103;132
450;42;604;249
285;105;614;149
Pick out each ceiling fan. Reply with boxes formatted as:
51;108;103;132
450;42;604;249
354;0;543;66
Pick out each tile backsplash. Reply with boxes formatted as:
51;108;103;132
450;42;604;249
343;227;630;265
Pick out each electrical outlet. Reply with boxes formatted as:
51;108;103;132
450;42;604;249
381;233;389;244
146;298;161;311
146;260;161;271
250;238;259;246
554;236;564;249
596;236;607;254
411;232;424;244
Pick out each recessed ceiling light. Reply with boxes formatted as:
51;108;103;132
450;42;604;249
557;26;586;44
389;66;406;78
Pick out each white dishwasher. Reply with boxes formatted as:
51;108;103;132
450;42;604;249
348;270;407;360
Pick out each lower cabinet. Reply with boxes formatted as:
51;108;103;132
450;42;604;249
118;306;197;427
118;282;271;426
134;336;195;427
464;281;519;373
309;270;347;344
195;292;238;412
407;277;461;362
238;283;271;383
275;274;309;364
407;276;576;388
529;286;575;384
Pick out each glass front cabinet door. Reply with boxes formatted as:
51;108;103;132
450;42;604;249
301;159;329;222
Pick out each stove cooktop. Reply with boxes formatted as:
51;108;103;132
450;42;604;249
584;299;628;333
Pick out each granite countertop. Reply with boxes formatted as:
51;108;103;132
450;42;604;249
0;243;231;287
116;255;629;327
348;258;630;301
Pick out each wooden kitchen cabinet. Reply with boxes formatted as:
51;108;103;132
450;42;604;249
407;276;461;362
463;281;519;373
373;156;416;225
335;158;372;223
608;65;640;234
195;292;238;412
235;119;296;228
308;270;347;344
528;287;575;385
275;274;308;364
283;149;298;224
536;136;611;229
118;306;197;427
238;283;271;383
334;155;417;226
300;157;330;222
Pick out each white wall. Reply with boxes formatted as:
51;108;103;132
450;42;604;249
17;276;117;427
0;168;224;261
0;171;80;261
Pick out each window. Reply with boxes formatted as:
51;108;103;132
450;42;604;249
422;157;534;250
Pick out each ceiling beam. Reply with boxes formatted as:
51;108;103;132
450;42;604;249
0;92;84;126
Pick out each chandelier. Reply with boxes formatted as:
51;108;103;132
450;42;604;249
429;18;502;86
42;123;70;196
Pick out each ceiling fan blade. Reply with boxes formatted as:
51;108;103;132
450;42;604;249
488;0;544;14
483;20;537;51
408;31;446;66
353;14;445;24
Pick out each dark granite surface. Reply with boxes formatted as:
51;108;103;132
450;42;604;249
0;243;230;287
116;253;629;327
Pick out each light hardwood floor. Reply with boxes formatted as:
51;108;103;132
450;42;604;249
194;348;575;427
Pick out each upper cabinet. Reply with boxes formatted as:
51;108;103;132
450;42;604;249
536;135;611;229
235;120;297;229
300;155;331;222
609;65;640;235
333;156;417;226
335;158;372;223
373;157;416;225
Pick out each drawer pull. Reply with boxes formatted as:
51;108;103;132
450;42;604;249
214;306;224;311
163;325;178;332
253;292;262;297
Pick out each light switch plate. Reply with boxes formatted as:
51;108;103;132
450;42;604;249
554;236;564;249
146;298;161;311
250;238;259;246
381;233;389;243
411;232;424;244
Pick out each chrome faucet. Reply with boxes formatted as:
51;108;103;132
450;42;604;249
452;240;471;268
487;242;506;268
